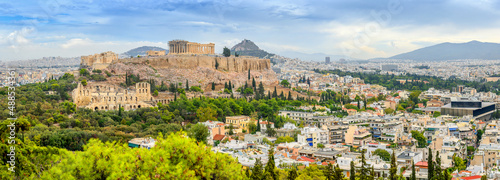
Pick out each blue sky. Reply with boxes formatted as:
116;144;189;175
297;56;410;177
1;0;500;61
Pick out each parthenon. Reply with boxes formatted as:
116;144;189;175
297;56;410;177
168;40;215;54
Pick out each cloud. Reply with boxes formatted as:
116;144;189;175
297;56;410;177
2;0;500;61
0;27;35;48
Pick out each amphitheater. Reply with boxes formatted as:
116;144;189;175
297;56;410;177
72;82;154;111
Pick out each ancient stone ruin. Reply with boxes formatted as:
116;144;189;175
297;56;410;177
72;82;154;111
80;51;118;70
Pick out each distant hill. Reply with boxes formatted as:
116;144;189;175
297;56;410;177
230;39;274;58
122;46;168;57
389;40;500;61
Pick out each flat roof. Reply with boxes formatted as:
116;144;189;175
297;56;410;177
441;102;495;110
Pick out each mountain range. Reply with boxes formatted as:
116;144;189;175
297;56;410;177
389;40;500;61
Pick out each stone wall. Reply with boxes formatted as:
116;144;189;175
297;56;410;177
119;55;271;73
81;51;118;70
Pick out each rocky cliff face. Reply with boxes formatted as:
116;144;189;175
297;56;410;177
105;55;277;90
120;55;271;72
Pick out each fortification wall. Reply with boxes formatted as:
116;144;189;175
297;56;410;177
118;55;271;72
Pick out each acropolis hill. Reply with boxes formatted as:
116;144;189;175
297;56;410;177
79;40;278;93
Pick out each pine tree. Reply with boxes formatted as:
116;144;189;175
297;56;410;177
435;151;442;180
350;161;356;180
444;168;450;180
248;69;251;80
334;164;343;180
287;92;292;100
288;167;298;180
428;148;434;180
264;148;277;180
252;77;256;88
370;166;375;180
185;79;189;90
410;160;416;180
324;163;334;180
272;86;277;98
229;81;232;90
390;151;397;180
360;150;369;180
257;119;261;132
268;91;271;100
211;82;215;91
258;82;265;98
118;104;123;117
225;82;228;89
246;168;250;178
251;158;264;180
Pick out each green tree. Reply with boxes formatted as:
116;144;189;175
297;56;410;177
317;143;325;149
435;151;442;180
411;130;427;148
252;158;264;180
35;132;245;179
373;149;391;161
280;80;290;87
334;164;343;180
433;111;441;117
428;148;434;180
81;79;87;86
350;161;356;180
265;148;277;180
223;47;231;57
324;163;334;180
410;160;416;180
390;151;397;180
196;107;217;122
212;82;216;90
248;69;251;80
359;150;369;180
275;136;294;144
185;79;189;90
188;123;210;144
153;90;158;97
288;168;298;180
229;123;234;135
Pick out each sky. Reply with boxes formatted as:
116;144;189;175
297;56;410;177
1;0;500;61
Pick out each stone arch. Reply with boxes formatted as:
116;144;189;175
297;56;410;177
133;105;136;109
138;105;141;108
95;107;98;111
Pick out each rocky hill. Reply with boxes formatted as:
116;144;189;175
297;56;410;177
389;40;500;61
104;55;277;91
230;39;274;58
122;46;168;57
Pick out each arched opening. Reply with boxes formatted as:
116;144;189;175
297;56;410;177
138;105;141;108
95;107;98;111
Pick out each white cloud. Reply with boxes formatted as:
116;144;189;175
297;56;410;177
0;27;35;48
